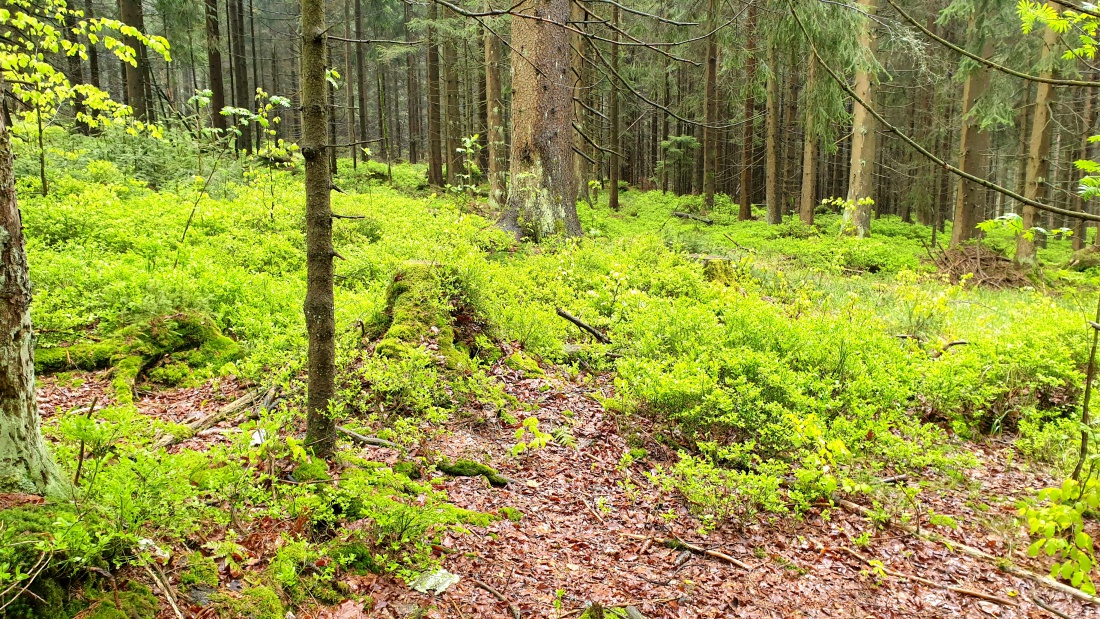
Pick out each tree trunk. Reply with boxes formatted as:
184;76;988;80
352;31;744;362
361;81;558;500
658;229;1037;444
702;0;718;211
406;1;421;164
355;0;369;158
609;4;621;210
426;2;444;186
739;1;757;221
765;46;780;225
486;21;507;208
570;0;588;204
345;0;357;167
249;0;260;150
64;10;89;134
843;0;878;236
230;0;252;152
0;76;67;496
799;58;817;225
949;35;993;249
443;19;461;185
1016;22;1059;265
499;0;580;240
204;0;227;132
85;0;102;91
120;0;149;121
300;0;336;457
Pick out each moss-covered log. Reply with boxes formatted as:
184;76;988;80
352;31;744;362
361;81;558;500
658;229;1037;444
436;458;509;487
374;262;471;369
35;312;242;402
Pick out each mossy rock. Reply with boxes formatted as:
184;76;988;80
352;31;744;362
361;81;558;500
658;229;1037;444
85;583;159;619
436;459;509;487
292;458;330;482
392;461;422;480
1069;245;1100;271
503;352;543;377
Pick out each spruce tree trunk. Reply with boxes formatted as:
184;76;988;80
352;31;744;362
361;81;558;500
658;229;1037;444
764;46;780;225
608;4;621;210
204;0;227;132
230;0;252;152
120;0;149;121
405;2;421;164
300;0;336;457
485;23;507;208
701;0;718;211
843;0;878;236
1016;23;1059;265
0;77;67;496
426;2;444;186
799;59;817;225
344;0;357;167
444;18;462;185
570;0;587;204
739;1;757;221
85;0;102;91
950;36;993;249
499;0;580;240
355;0;369;157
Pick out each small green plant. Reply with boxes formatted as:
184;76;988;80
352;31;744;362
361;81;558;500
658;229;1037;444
511;417;554;456
1019;476;1099;593
853;530;873;548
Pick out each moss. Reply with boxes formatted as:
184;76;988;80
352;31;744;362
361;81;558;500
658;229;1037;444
702;258;737;285
292;458;330;482
180;552;219;590
498;506;524;522
212;585;284;619
85;583;158;619
331;542;382;574
111;355;145;404
35;340;117;373
436;459;509;487
503;352;543;377
392;461;422;480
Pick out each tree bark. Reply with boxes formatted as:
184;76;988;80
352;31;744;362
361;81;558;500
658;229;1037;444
702;0;718;211
355;0;369;157
119;0;149;121
499;0;580;240
426;2;444;186
230;0;252;152
1016;21;1059;265
765;46;780;225
799;58;817;225
300;0;336;457
739;1;757;221
485;22;507;208
204;0;227;132
843;0;879;236
444;16;462;185
950;35;994;248
609;4;621;210
406;1;421;164
0;76;67;496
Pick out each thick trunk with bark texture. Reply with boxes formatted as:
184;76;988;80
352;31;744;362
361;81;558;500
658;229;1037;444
609;5;620;211
444;19;462;185
739;1;757;220
702;0;718;211
300;0;336;457
500;0;580;240
765;46;780;225
426;3;444;186
799;59;817;225
486;25;507;208
0;78;66;496
230;0;252;152
120;0;149;120
1016;23;1058;265
204;0;227;132
843;0;878;236
950;37;993;248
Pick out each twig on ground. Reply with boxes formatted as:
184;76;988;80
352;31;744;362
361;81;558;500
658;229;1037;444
672;211;713;225
1033;595;1077;619
668;536;750;570
153;387;270;449
142;563;184;619
556;308;612;344
472;578;521;619
835;497;1100;605
73;397;99;484
837;546;1018;607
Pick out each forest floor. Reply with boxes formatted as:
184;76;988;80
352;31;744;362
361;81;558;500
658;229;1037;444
36;364;1098;619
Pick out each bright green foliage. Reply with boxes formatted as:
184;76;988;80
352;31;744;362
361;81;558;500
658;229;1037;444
436;458;510;487
1020;477;1100;594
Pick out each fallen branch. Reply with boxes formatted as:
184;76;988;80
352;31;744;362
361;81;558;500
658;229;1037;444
666;536;750;570
930;340;970;359
556;308;612;344
153;388;268;449
337;426;402;449
835;497;1100;605
471;578;520;619
672;211;713;225
141;563;184;619
1033;595;1077;619
837;546;1018;607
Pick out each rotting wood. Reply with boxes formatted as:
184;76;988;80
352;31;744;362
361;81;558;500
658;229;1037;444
556;308;612;344
337;426;401;449
672;211;713;225
153;387;270;449
471;578;521;619
666;536;751;570
837;546;1018;607
835;497;1100;605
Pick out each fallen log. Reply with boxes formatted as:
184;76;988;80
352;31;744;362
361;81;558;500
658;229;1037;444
665;536;750;570
835;497;1099;605
153;386;272;449
337;426;401;449
672;211;713;225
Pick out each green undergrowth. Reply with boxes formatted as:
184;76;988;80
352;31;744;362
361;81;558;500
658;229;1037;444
14;126;1100;602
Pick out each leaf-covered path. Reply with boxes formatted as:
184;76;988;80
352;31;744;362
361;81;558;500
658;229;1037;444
36;368;1098;618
